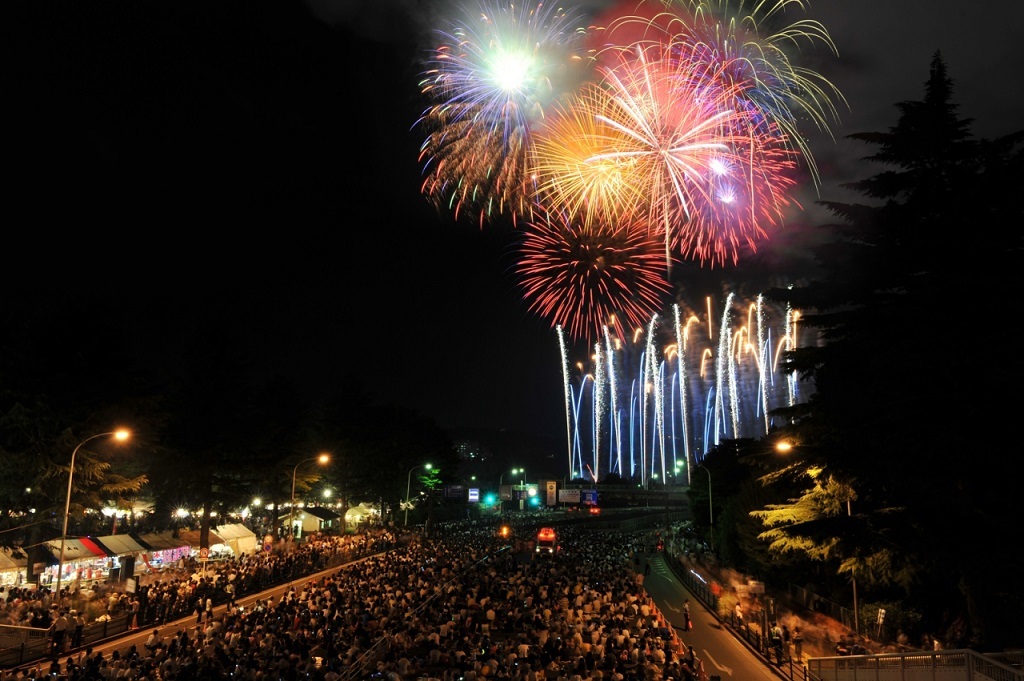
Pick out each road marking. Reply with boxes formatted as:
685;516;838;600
703;649;733;676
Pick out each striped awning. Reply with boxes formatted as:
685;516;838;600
133;532;189;552
92;534;147;556
44;538;108;562
79;536;115;557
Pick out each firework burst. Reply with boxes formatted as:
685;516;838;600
534;41;750;264
417;1;592;226
530;81;651;228
418;0;844;344
515;208;673;343
601;0;846;188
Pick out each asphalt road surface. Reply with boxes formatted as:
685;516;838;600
642;551;780;681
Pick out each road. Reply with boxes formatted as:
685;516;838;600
643;551;781;681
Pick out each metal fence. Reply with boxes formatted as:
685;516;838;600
0;614;134;669
807;649;1024;681
662;550;1024;681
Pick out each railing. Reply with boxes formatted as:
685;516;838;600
0;537;388;671
664;549;1024;681
788;582;857;634
0;615;134;669
807;649;1024;681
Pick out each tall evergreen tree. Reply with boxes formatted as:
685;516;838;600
763;52;1024;649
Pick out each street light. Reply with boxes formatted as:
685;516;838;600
696;464;713;553
289;453;329;541
499;468;523;514
775;439;859;636
404;463;432;527
57;429;130;596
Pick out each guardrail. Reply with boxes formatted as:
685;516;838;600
0;615;134;669
661;550;1023;681
807;649;1024;681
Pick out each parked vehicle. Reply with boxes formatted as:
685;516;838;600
535;527;559;554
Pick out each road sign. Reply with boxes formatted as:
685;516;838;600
199;547;210;560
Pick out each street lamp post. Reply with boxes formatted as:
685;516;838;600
289;454;329;542
775;440;859;636
846;496;860;636
697;464;713;553
404;463;432;527
499;468;522;515
57;429;130;597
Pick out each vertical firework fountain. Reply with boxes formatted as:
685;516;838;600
559;293;809;484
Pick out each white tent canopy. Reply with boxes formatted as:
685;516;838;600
213;523;258;556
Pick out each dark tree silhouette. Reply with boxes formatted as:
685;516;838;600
763;52;1024;649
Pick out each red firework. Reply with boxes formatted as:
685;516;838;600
515;208;673;343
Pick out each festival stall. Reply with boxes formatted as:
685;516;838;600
42;538;112;586
279;506;342;539
133;532;190;571
0;547;27;586
211;523;258;556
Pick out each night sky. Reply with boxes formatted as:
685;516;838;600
9;0;1022;444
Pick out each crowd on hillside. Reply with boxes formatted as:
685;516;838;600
3;517;708;681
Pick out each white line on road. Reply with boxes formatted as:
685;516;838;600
703;649;733;676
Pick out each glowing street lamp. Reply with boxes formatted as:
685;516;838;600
499;468;523;514
289;454;329;541
404;463;432;527
775;439;859;636
57;429;130;596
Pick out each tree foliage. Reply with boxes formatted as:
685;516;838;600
762;52;1024;649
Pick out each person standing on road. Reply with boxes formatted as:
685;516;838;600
145;628;160;653
793;626;803;660
50;611;69;656
71;611;86;649
770;622;784;664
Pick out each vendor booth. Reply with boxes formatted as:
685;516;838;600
134;532;190;571
280;506;343;539
42;537;117;586
212;523;258;556
343;503;379;530
0;547;27;586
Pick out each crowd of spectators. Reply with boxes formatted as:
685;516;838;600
2;516;707;681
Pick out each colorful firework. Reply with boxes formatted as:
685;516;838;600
515;209;672;343
530;82;650;229
669;116;802;266
600;0;846;188
561;293;809;483
417;0;844;344
534;40;751;263
417;0;592;226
